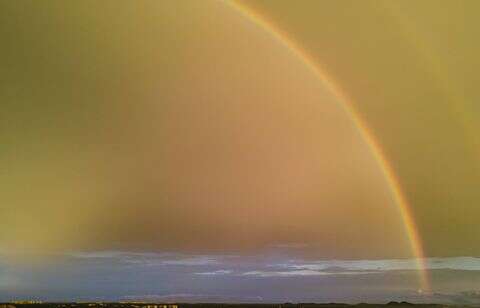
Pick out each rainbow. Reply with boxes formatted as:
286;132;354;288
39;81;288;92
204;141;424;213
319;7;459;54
226;0;430;292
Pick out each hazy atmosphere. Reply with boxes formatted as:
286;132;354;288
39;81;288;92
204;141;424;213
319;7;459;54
1;0;480;303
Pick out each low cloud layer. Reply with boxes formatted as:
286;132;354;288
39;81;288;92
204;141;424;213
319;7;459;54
1;250;480;303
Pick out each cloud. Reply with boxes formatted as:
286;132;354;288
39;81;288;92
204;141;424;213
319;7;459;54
240;269;379;277
4;250;480;303
426;257;480;271
275;257;480;272
235;257;480;278
67;251;219;266
195;269;233;275
160;257;218;266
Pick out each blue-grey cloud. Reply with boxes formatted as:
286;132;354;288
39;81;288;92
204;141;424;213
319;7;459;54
195;270;234;276
2;251;480;302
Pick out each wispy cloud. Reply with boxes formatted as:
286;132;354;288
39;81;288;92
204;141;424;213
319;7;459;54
67;251;219;266
241;269;379;277
161;256;218;266
275;257;480;272
195;269;233;275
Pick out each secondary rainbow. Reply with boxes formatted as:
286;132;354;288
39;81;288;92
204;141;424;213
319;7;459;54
226;0;431;292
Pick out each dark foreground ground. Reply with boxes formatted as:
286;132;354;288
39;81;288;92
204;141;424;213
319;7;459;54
0;302;457;308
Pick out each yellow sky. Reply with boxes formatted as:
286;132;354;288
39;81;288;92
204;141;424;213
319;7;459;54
239;0;480;257
1;0;479;260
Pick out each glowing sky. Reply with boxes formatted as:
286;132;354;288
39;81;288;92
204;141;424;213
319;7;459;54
238;0;480;257
1;0;480;302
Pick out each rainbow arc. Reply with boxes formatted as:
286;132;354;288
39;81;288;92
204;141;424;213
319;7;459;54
227;0;430;293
